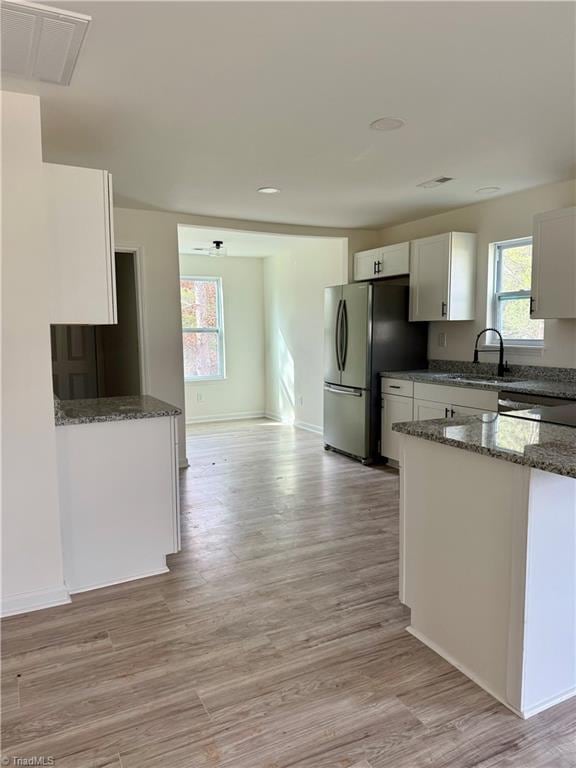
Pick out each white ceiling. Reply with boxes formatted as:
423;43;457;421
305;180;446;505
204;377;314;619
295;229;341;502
4;1;575;229
178;224;345;258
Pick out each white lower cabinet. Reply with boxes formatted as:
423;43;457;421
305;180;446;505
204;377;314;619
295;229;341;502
413;400;490;420
413;398;451;421
380;378;498;462
57;415;180;593
381;393;414;462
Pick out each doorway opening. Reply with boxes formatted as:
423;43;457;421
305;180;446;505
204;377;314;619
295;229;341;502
51;251;144;399
177;224;348;432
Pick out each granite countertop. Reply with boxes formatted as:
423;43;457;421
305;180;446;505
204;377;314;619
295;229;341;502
55;395;181;426
380;370;576;400
393;413;576;479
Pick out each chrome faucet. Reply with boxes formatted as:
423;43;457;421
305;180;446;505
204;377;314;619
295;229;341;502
473;328;509;378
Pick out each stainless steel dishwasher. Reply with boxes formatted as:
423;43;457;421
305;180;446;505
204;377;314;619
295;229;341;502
498;391;573;413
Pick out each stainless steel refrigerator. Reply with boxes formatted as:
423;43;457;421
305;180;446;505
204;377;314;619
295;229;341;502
323;282;428;463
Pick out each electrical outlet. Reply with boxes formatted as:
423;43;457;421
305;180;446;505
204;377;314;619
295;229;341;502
438;332;447;348
196;392;203;403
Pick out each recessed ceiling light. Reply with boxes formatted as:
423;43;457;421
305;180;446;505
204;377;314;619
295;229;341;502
257;186;280;194
369;117;406;131
476;186;501;195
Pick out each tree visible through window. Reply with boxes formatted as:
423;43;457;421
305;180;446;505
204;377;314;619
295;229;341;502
180;277;225;380
492;238;544;345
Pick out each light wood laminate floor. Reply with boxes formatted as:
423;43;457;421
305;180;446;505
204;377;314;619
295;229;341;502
2;420;575;767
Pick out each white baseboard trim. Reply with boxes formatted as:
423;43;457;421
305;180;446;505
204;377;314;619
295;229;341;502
407;626;524;719
294;420;323;434
521;686;576;719
1;585;71;617
186;411;265;425
408;625;576;718
264;413;323;434
68;563;169;595
263;411;283;423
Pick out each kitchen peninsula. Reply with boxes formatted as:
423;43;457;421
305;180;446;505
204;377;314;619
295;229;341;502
56;396;181;593
393;412;576;719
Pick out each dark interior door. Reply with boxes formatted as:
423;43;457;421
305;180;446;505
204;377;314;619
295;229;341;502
51;325;99;399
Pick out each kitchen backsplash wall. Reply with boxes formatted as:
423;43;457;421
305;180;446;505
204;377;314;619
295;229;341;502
379;178;576;369
428;359;576;383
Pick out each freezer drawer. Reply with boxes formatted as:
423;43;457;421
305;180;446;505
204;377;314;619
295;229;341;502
323;384;369;460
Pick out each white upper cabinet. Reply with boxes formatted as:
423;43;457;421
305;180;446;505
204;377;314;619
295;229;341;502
354;242;410;281
45;163;117;325
531;207;576;319
354;247;381;280
409;232;476;322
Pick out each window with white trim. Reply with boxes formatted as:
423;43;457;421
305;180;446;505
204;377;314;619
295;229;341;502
180;277;225;380
491;238;544;345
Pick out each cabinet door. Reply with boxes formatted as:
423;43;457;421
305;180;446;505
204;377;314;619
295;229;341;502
413;398;451;421
46;163;117;325
381;393;413;461
354;248;381;281
531;207;576;319
413;382;498;411
380;242;410;278
409;234;451;321
169;415;181;553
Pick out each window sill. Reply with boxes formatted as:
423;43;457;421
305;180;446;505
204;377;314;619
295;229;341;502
185;376;227;383
479;344;544;357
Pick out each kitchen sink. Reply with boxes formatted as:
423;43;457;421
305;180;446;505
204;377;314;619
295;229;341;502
442;374;522;386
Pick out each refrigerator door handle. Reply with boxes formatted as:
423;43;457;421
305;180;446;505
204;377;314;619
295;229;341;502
340;300;349;370
323;385;363;397
335;299;343;370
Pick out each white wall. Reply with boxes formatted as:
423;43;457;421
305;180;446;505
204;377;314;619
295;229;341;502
114;207;378;462
179;254;265;422
264;238;348;431
1;92;67;615
379;179;576;367
114;208;188;464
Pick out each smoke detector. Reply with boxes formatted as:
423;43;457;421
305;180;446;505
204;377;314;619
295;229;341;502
1;0;91;85
417;176;454;189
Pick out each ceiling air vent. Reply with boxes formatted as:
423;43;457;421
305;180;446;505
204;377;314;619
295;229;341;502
417;176;454;189
1;0;91;85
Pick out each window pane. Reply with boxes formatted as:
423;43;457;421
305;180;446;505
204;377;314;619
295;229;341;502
499;244;532;292
499;297;544;341
183;332;220;378
180;279;218;329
